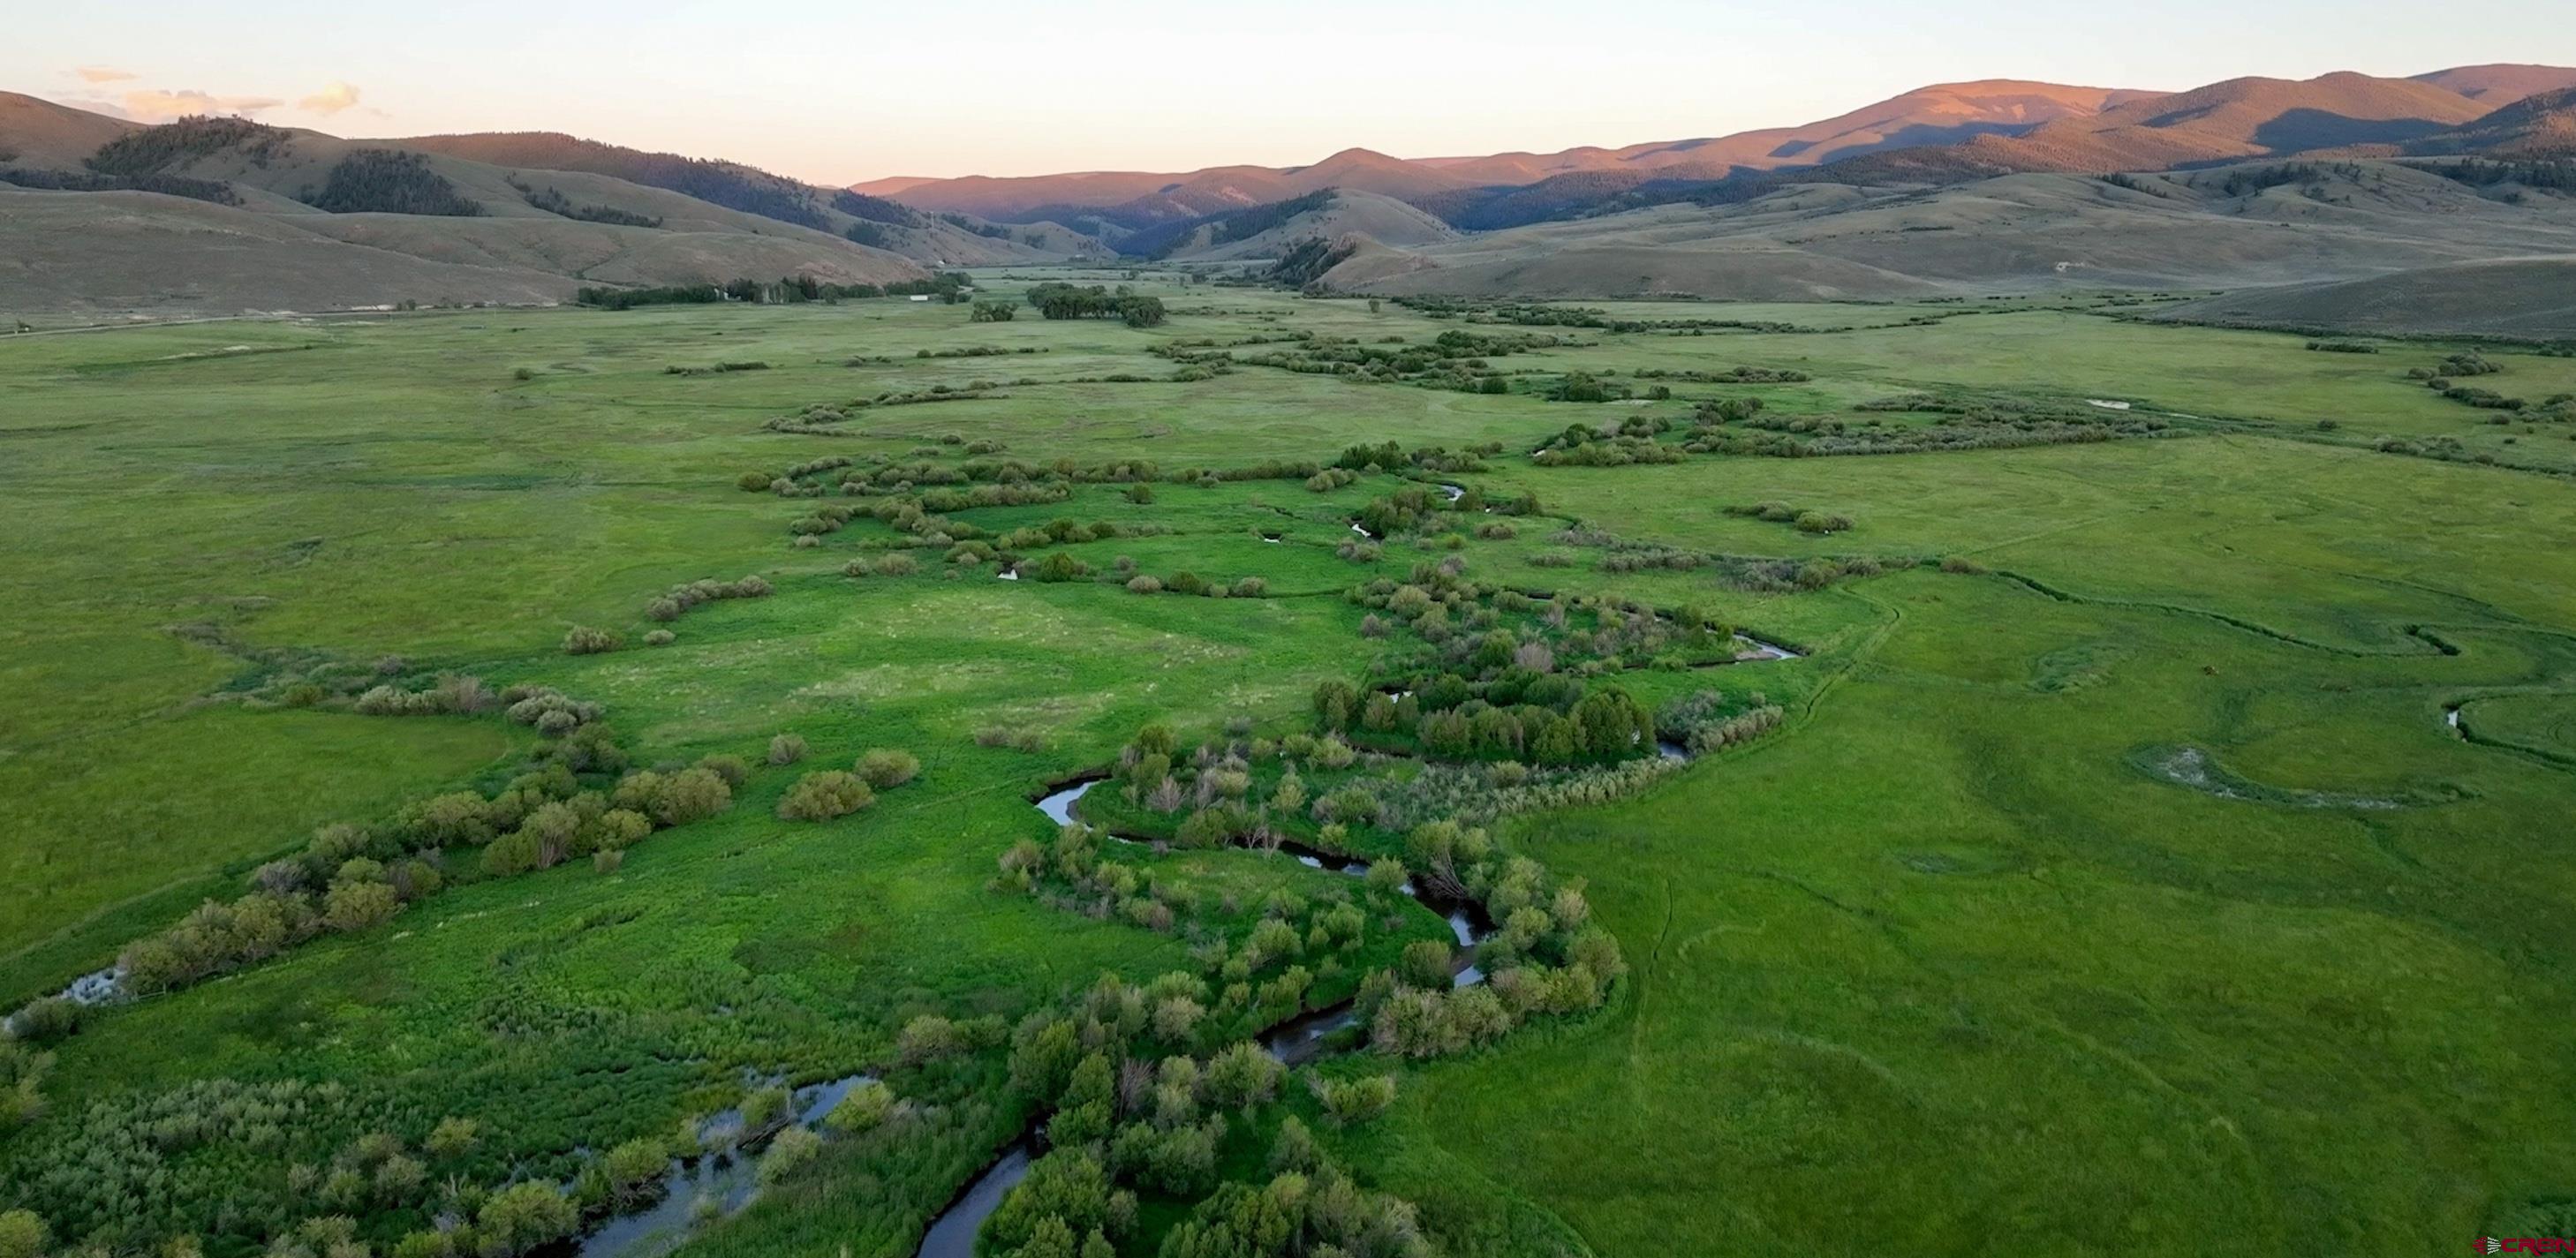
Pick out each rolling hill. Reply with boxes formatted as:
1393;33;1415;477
2149;255;2576;337
858;79;2161;228
5;58;2573;320
2383;87;2576;159
2411;64;2576;105
1430;79;2164;185
1447;68;2575;230
0;187;580;313
1121;189;1458;260
0;94;1048;314
1305;158;2576;305
0;90;135;169
398;131;1107;265
1968;72;2490;168
868;66;2563;240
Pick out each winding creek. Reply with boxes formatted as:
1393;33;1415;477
22;597;1803;1257
912;1144;1035;1258
57;735;1636;1257
549;775;1512;1258
874;775;1510;1248
572;1072;878;1258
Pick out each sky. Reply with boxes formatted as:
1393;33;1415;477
13;1;2576;185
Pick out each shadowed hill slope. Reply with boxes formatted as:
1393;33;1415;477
2387;88;2576;158
0;188;579;313
1320;160;2576;300
0;101;948;313
1817;72;2497;182
1125;189;1459;260
400;130;1107;264
2412;64;2576;105
2149;256;2576;336
862;80;2158;227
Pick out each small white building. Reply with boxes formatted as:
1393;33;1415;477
908;294;932;302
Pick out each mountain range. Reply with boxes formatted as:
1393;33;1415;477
858;64;2576;233
4;62;2574;327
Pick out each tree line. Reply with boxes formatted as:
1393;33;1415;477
510;178;660;228
1027;282;1167;327
576;272;972;309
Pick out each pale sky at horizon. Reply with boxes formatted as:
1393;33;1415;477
13;1;2576;185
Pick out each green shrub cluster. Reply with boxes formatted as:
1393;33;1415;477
646;575;772;621
110;747;731;997
776;770;873;820
1658;689;1787;756
352;673;495;717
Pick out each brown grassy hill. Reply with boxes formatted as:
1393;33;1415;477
2390;88;2576;158
1942;72;2490;173
0;91;135;168
398;131;1101;264
0;102;937;313
1484;79;2161;181
2412;64;2576;105
867;70;2542;233
1001;150;1475;234
873;169;1184;222
0;187;578;314
867;80;2151;223
2149;256;2576;336
290;215;925;289
1324;160;2576;301
1160;190;1458;261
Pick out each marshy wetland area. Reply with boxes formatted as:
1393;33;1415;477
6;274;2576;1258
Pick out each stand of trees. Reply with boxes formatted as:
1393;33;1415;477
937;210;1014;239
1027;282;1167;327
576;272;972;310
653;156;827;229
831;190;925;227
2409;158;2576;193
1265;237;1359;290
302;150;482;216
0;166;238;205
511;179;660;228
86;116;287;177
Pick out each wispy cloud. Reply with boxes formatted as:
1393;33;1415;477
108;88;288;122
298;81;362;116
72;66;138;84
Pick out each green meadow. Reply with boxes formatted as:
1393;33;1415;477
2;278;2571;1258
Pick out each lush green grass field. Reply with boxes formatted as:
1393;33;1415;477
4;278;2572;1257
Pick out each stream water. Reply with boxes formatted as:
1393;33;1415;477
1729;635;1801;662
11;965;128;1034
589;773;1502;1257
1030;776;1497;1055
912;1144;1034;1258
575;1073;876;1258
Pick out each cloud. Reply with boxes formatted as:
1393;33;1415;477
113;89;287;122
298;81;361;116
73;66;138;84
